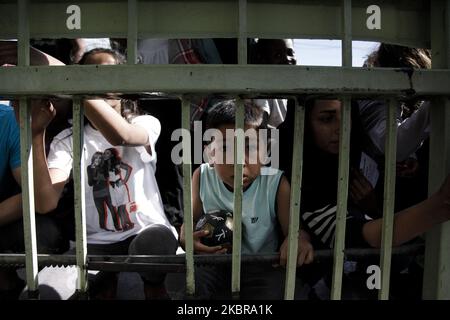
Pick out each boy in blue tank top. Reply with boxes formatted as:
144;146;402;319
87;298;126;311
179;99;313;299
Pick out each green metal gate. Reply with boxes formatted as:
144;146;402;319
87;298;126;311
0;0;449;300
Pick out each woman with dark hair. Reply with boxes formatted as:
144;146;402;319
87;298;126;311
279;99;450;298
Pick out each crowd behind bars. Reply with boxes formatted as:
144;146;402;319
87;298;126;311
0;38;449;300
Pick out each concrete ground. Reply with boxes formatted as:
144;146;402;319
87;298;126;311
15;256;373;300
17;267;187;300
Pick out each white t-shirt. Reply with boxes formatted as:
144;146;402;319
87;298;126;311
82;38;112;52
47;115;177;244
253;99;288;128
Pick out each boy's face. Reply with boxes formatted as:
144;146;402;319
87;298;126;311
310;100;343;155
209;124;265;190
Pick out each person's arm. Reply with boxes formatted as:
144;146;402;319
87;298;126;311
0;167;22;226
362;174;450;248
83;99;150;147
0;41;65;66
358;100;430;161
86;166;95;186
179;167;227;254
119;162;132;184
31;100;68;213
70;39;87;64
276;175;314;266
395;101;430;160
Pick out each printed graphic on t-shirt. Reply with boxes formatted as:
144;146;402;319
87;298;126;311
86;147;137;232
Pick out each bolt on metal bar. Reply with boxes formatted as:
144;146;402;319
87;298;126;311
182;96;196;296
231;97;245;299
284;98;305;300
127;0;138;64
378;98;398;300
330;96;351;300
72;98;88;295
18;0;39;299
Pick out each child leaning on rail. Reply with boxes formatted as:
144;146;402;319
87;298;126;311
30;48;178;300
178;99;314;299
298;98;450;251
293;96;450;297
278;98;450;299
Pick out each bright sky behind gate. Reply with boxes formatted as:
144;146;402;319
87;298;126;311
293;39;379;67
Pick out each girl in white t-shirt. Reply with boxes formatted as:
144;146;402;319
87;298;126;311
31;49;178;300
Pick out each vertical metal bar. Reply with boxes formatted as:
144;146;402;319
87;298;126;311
341;0;352;67
18;0;29;67
182;96;195;296
18;0;39;299
284;98;305;300
330;96;351;300
238;0;247;65
72;99;88;297
127;0;138;64
378;98;398;300
230;0;247;299
423;0;450;300
330;0;352;300
231;98;244;299
19;98;39;299
423;101;450;300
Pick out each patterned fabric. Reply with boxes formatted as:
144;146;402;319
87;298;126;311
169;39;203;64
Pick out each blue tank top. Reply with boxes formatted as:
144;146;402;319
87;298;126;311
199;163;283;253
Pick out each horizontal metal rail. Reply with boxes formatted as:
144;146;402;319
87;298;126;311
0;0;430;48
1;65;450;97
0;243;424;269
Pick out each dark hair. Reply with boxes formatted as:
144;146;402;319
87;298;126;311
304;98;364;163
300;98;366;212
78;48;140;123
205;99;267;130
365;43;431;69
250;39;296;65
78;48;126;65
365;43;431;118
